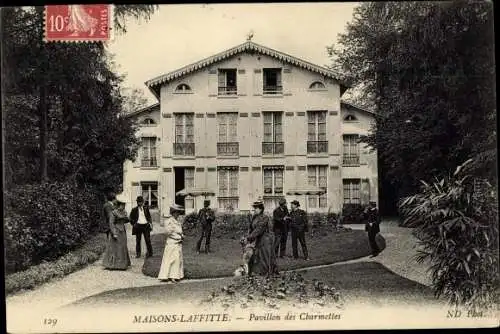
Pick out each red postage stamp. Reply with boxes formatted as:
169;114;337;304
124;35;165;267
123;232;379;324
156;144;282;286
44;5;112;42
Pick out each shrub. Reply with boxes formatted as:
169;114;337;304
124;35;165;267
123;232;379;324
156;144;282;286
5;233;107;295
399;159;499;310
4;181;101;274
342;204;367;224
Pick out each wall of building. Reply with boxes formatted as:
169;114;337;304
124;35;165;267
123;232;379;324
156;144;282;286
122;52;378;216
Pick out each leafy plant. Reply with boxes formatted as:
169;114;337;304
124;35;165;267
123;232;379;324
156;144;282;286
399;159;499;309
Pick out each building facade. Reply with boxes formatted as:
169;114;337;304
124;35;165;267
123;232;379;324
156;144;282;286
122;41;378;216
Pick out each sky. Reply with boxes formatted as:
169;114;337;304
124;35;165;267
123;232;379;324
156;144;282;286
107;3;359;104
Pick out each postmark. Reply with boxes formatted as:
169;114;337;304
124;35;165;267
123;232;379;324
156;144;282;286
44;5;112;42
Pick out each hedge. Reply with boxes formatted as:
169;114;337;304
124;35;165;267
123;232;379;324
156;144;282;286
5;233;107;295
4;181;101;274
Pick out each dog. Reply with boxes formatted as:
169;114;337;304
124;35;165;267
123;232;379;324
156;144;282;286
234;236;256;277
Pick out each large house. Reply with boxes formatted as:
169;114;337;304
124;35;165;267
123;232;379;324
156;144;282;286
122;40;378;216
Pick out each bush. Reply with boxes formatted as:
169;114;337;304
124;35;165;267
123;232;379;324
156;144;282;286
399;159;499;309
342;204;368;224
5;233;107;295
4;181;101;274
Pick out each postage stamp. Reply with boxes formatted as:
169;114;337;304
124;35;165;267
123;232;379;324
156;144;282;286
44;5;112;42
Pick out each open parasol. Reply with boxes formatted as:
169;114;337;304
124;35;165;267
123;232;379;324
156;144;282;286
176;187;216;210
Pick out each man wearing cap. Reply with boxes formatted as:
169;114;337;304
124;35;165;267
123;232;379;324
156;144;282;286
129;196;153;258
364;201;381;257
272;198;290;258
196;200;216;254
289;200;309;260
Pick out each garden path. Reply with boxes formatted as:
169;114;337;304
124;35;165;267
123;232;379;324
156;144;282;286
6;218;431;315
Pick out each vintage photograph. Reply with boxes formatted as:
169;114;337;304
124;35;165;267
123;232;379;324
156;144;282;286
3;2;498;332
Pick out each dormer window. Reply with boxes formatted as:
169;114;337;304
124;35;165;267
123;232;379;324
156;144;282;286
218;69;237;95
309;81;326;90
344;114;358;122
175;84;191;92
142;118;156;126
263;68;283;95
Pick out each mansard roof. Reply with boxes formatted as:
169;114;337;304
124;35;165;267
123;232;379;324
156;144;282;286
145;40;350;99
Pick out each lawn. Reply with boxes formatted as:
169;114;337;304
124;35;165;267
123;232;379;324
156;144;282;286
142;228;385;278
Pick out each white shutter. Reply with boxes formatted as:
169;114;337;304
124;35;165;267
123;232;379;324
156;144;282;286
361;179;370;205
156;137;160;166
208;69;218;96
237;69;246;95
253;69;262;95
133;139;142;167
131;183;141;203
283;67;291;95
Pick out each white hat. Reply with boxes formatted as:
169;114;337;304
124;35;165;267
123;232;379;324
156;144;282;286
115;193;127;204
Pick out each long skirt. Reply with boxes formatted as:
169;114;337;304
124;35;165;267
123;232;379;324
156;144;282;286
102;227;131;270
158;241;184;280
249;232;278;277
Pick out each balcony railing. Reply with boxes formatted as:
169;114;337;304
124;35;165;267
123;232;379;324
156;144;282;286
218;86;237;95
218;197;239;212
343;155;360;166
217;142;239;156
141;158;158;167
173;142;195;156
262;142;284;155
307;141;328;154
263;85;283;95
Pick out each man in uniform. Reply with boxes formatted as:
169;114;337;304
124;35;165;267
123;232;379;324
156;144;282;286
196;200;216;254
364;201;381;257
272;198;290;258
289;200;309;260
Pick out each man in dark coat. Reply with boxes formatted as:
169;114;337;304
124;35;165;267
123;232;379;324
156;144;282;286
364;201;381;257
129;196;153;258
196;200;216;254
289;200;309;260
272;198;290;258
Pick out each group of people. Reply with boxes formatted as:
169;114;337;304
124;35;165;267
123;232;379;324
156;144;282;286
101;192;381;282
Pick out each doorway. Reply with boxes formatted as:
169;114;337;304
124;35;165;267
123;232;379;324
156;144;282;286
174;167;185;207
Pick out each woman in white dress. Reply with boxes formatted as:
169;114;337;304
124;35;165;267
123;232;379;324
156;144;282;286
158;204;185;283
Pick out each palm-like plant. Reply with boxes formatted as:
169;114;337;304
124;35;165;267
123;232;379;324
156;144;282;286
399;159;498;309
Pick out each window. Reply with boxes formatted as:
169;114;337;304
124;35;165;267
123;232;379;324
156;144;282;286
263;166;284;195
343;179;361;204
307;165;328;208
309;81;325;89
344;114;358;122
184;168;195;209
218;69;237;95
263;68;282;94
142;118;156;125
141;182;158;209
307;111;328;153
218;167;239;211
217;113;239;156
141;137;157;167
175;84;191;92
174;113;195;155
262;112;284;155
343;135;360;165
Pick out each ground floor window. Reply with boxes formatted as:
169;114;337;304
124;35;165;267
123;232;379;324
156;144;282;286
141;182;158;209
343;179;361;204
307;165;328;208
218;167;239;211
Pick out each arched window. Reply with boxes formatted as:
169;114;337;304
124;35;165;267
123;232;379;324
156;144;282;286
142;118;156;125
344;114;358;122
309;81;326;89
175;83;191;92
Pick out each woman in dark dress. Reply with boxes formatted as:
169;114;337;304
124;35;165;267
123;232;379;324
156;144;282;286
102;194;131;270
245;200;278;277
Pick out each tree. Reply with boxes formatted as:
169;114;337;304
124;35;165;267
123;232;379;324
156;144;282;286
329;1;496;214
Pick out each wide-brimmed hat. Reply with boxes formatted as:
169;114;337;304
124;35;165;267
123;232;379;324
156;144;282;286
369;201;377;205
252;200;264;207
115;193;127;204
170;203;185;211
290;200;300;207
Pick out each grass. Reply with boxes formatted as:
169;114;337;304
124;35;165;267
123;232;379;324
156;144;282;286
142;228;384;278
69;262;437;309
5;233;108;295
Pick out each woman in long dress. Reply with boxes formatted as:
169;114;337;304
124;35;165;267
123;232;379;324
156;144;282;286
246;200;278;277
102;194;131;270
158;204;185;283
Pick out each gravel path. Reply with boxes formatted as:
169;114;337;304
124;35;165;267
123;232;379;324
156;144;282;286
6;219;431;314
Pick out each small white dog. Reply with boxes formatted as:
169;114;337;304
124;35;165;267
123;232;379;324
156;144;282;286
234;236;256;276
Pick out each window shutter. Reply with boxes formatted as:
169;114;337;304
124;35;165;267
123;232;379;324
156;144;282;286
133;139;142;167
237;69;246;95
282;68;291;95
253;69;262;95
208;69;218;96
360;142;369;164
156;137;160;166
361;179;370;205
218;71;226;87
131;183;141;204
